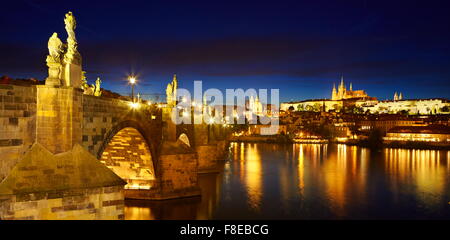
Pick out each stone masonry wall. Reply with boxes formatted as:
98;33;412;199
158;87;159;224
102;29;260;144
36;86;83;154
0;84;36;181
158;152;200;199
82;95;131;156
0;186;124;220
196;141;229;172
196;145;219;171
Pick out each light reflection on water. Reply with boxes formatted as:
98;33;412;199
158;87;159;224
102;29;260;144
125;143;450;219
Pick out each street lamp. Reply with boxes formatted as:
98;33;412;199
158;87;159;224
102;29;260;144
129;76;136;102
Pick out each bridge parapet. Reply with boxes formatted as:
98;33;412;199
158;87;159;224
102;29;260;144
0;84;37;181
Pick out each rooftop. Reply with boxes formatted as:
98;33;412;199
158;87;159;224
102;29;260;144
388;125;450;134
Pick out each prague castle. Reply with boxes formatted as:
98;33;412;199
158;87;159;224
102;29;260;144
281;76;377;112
281;76;450;115
331;76;370;100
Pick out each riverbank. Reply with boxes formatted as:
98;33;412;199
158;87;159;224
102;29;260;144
229;135;450;150
341;139;450;150
229;135;292;143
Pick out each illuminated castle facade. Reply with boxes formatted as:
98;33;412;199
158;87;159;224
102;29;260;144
332;76;369;100
281;75;450;115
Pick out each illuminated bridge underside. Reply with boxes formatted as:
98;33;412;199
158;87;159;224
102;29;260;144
100;127;156;190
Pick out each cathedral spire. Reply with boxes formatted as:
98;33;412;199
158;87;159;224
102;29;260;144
332;83;337;100
349;82;353;91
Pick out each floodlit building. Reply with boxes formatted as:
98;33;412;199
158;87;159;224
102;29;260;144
363;98;450;115
281;76;377;113
358;115;425;133
384;125;450;143
281;99;343;112
332;76;370;100
281;76;449;115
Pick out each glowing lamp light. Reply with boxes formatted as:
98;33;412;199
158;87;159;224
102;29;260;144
129;76;136;84
129;102;140;109
209;118;215;124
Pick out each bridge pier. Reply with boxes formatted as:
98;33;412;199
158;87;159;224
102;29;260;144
124;140;201;200
194;123;230;173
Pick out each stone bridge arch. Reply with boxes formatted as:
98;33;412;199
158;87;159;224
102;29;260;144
177;133;191;147
81;95;162;157
96;120;158;190
176;123;195;148
96;120;158;161
81;96;201;200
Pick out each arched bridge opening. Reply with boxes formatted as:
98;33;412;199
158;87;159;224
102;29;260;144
99;127;156;190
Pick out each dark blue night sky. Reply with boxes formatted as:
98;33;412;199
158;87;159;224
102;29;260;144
1;0;449;102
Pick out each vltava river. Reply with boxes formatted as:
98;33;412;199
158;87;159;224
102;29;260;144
125;143;450;219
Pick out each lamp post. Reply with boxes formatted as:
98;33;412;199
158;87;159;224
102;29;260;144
129;76;136;102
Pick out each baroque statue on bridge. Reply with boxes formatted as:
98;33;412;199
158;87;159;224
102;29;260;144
45;33;64;86
47;33;64;63
45;11;83;87
64;12;76;41
80;72;102;97
63;11;81;65
81;71;89;90
166;74;178;106
94;77;102;97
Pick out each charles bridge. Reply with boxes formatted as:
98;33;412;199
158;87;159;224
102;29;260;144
0;12;229;220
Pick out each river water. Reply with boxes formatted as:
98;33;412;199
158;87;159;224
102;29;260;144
125;143;450;219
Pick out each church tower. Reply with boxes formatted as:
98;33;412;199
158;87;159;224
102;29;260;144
394;92;398;101
332;83;337;100
338;75;346;99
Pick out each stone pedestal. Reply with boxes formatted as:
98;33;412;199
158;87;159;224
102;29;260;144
45;62;62;87
162;107;177;141
36;86;83;154
63;63;82;88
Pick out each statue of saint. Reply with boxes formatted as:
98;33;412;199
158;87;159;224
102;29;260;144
64;11;77;42
166;74;178;105
45;32;64;86
94;77;102;96
64;11;80;65
47;33;63;63
166;82;173;104
81;71;89;90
